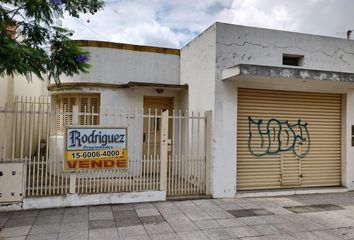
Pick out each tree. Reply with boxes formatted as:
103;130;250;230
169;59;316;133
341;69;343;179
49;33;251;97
0;0;104;84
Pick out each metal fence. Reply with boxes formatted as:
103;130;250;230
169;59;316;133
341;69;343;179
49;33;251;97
0;97;211;199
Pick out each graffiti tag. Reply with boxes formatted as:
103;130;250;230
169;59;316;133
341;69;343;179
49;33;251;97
248;116;310;158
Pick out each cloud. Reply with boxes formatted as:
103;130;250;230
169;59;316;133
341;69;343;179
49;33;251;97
61;0;354;48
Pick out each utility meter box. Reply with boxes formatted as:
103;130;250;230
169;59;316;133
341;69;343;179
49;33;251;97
0;163;25;202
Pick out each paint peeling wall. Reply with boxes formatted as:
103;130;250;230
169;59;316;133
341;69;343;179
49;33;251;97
211;23;354;197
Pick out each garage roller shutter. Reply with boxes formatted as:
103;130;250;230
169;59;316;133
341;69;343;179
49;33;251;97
237;88;342;190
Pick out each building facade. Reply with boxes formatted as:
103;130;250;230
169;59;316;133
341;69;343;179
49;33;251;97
182;22;354;198
2;22;354;209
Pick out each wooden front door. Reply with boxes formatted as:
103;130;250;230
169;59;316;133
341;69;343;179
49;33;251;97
143;97;173;158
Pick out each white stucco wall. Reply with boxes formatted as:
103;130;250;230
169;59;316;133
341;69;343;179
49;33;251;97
214;23;354;197
58;47;180;85
180;24;216;112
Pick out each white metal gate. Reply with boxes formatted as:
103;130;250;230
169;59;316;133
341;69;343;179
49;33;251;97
0;97;210;201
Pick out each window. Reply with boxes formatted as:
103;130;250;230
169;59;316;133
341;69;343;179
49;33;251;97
55;94;100;133
282;54;304;66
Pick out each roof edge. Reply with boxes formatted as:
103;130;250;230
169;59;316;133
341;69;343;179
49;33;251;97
74;40;180;56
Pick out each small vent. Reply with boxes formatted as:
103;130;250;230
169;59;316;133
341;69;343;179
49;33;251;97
282;54;304;66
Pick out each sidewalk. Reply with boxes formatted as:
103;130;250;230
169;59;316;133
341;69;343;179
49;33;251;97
1;192;354;240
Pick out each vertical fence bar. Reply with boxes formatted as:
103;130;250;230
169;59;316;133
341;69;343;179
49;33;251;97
19;99;25;161
2;103;8;161
69;106;79;194
11;100;17;161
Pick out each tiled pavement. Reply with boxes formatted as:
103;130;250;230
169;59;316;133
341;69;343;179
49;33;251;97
1;192;354;239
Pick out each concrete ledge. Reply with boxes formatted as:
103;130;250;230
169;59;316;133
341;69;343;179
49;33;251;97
0;202;22;212
23;191;166;210
222;64;354;83
236;187;348;198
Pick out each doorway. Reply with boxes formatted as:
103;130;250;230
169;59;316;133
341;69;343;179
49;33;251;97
143;96;174;158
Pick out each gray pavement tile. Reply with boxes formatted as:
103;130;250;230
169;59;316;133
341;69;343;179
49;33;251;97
144;222;174;235
63;206;88;216
88;220;115;230
1;236;26;240
290;231;324;240
251;208;275;216
182;209;212;221
285;204;343;214
205;209;235;219
111;204;134;211
29;224;61;235
238;216;268;226
33;214;62;225
5;217;35;228
264;207;293;215
226;226;261;238
318;217;354;228
216;218;245;228
330;227;354;239
89;211;113;221
261;215;289;224
312;230;344;240
265;234;295;240
194;219;223;230
140;216;165;225
89;227;119;240
38;208;64;216
134;203;155;209
193;200;218;208
202;228;235;240
178;230;209;240
174;201;196;208
26;233;58;240
117;225;147;238
136;208;160;217
58;230;88;240
115;216;141;227
119;235;150;240
0;217;9;228
60;221;89;232
113;210;138;219
0;226;31;238
272;222;309;233
241;237;268;240
149;232;180;240
0;212;14;218
89;205;112;213
227;209;254;218
61;213;88;223
250;224;282;235
12;211;39;219
166;218;199;232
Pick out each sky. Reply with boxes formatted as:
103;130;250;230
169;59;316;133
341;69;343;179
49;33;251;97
62;0;354;49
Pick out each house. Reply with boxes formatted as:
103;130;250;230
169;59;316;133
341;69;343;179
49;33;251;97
2;22;354;209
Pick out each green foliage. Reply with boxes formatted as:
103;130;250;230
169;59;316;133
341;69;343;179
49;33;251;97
0;0;104;84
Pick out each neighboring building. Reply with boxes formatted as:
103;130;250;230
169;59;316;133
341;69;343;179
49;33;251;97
49;40;185;126
182;22;354;198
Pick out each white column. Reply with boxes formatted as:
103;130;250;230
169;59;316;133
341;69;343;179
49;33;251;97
212;84;237;198
344;92;354;190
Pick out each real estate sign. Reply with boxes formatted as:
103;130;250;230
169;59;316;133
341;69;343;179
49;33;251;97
64;126;128;170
